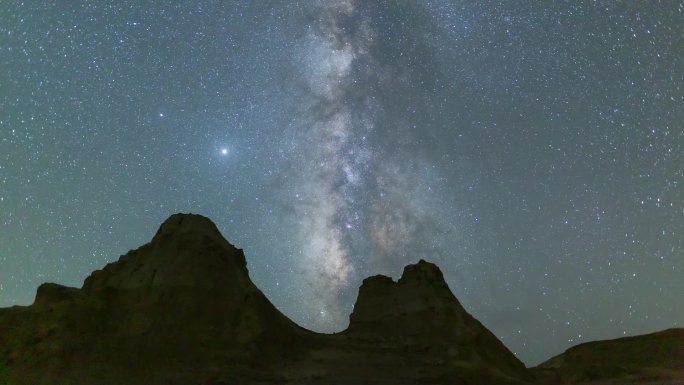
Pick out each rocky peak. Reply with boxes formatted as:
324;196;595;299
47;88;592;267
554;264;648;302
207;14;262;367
398;259;448;286
348;260;468;337
152;213;228;246
346;259;528;379
82;213;249;292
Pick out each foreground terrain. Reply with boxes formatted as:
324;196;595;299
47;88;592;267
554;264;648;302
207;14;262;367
0;214;681;384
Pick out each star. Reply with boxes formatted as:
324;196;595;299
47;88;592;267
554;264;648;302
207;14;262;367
2;0;681;368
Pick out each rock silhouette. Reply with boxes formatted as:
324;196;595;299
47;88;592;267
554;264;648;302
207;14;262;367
0;213;681;384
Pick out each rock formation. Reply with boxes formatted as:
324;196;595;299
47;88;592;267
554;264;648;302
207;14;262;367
0;213;681;384
1;214;317;384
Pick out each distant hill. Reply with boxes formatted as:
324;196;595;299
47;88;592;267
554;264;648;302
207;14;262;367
534;328;684;384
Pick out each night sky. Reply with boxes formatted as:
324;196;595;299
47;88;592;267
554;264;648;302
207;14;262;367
1;1;683;365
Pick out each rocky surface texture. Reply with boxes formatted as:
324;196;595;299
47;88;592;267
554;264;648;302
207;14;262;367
0;213;681;384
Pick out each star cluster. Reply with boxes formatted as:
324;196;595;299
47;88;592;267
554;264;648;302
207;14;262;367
1;1;682;365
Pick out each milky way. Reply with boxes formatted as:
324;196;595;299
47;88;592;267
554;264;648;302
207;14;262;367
1;1;682;365
282;1;467;329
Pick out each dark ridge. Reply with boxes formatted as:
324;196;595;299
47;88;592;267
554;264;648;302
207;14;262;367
0;213;680;385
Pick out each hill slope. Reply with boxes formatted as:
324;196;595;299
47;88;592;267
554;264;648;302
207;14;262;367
534;328;684;384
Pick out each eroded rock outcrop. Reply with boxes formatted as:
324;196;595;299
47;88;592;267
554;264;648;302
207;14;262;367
1;214;312;384
2;213;678;384
338;260;529;383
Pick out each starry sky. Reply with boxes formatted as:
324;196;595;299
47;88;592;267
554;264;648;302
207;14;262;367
1;1;683;365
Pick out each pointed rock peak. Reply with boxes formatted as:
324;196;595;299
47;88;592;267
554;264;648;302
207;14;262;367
82;213;248;292
398;259;447;287
152;213;229;245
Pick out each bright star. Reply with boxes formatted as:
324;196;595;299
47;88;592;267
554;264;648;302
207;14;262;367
221;148;228;155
